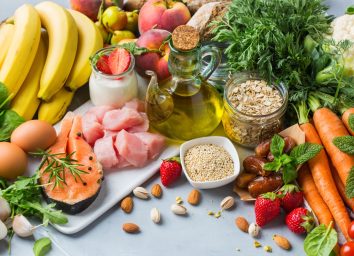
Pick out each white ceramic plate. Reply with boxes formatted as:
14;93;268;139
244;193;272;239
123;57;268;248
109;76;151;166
28;101;180;234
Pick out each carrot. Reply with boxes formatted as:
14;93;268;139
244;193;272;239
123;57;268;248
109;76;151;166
342;108;354;136
300;122;352;241
313;108;354;187
297;164;334;226
331;163;354;212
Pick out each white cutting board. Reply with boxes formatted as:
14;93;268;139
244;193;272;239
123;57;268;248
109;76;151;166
28;100;180;234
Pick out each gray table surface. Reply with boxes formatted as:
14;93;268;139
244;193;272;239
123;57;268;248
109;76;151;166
0;1;352;255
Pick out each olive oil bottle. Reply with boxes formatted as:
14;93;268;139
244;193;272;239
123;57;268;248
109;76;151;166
146;25;224;141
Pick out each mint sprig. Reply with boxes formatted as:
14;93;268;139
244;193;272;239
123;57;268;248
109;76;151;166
333;136;354;155
304;223;337;256
263;135;322;184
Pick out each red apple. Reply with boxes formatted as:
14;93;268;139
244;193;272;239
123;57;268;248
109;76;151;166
135;29;171;81
138;0;191;34
70;0;122;21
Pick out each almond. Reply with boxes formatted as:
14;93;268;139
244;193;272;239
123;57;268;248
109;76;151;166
187;189;201;205
122;223;140;233
151;184;162;198
120;196;133;213
235;216;249;233
273;234;291;250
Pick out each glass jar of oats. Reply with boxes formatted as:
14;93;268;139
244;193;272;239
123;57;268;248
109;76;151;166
222;72;288;148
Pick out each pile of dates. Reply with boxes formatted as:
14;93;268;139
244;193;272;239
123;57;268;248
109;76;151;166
235;135;297;198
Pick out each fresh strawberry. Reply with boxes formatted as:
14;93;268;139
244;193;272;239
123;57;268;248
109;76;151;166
254;192;281;227
96;55;112;74
278;184;304;213
160;157;182;187
285;207;315;234
108;48;131;75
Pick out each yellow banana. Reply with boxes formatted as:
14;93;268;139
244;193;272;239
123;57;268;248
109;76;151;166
66;9;103;91
0;4;41;97
0;24;15;68
35;1;78;101
11;37;47;120
38;88;75;125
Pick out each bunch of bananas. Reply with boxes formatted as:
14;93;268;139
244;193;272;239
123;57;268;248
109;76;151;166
0;2;103;124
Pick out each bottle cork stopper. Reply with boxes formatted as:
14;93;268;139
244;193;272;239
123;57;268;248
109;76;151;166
172;25;200;51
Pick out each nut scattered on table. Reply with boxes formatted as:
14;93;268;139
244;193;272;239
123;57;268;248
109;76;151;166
175;196;183;205
187;189;201;205
254;240;262;248
171;204;187;215
133;187;149;199
220;196;235;210
120;196;133;213
235;216;249;233
248;223;260;237
151;184;162;198
273;234;291;250
150;208;161;224
264;245;272;252
122;223;140;233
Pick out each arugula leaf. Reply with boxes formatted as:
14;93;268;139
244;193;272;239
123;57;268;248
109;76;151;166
345;167;354;198
346;5;354;15
349;114;354;132
270;134;285;157
290;143;322;165
333;136;354;155
0;110;24;141
282;164;298;184
304;224;337;256
33;237;51;256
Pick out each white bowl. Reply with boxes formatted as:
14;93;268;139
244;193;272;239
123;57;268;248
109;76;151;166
180;136;240;189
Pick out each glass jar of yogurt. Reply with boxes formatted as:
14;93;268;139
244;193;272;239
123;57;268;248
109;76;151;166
89;46;138;108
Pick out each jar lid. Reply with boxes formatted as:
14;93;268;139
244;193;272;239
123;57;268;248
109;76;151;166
172;25;200;51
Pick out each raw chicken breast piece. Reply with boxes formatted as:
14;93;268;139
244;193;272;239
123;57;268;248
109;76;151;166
124;99;145;112
102;108;144;131
85;105;115;123
94;136;119;169
82;112;104;146
134;132;166;159
127;113;149;133
114;130;148;167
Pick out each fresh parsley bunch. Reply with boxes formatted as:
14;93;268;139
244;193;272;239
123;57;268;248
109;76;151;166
264;134;322;184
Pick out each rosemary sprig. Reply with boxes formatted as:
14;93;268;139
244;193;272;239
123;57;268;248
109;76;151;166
32;150;88;189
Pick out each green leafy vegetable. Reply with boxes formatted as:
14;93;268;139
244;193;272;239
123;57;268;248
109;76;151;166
33;237;52;256
345;167;354;198
349;114;354;133
118;42;159;56
0;82;10;109
212;0;333;92
290;143;323;165
304;223;337;256
0;110;24;141
333;136;354;155
270;134;285;158
264;135;322;184
346;5;354;15
0;173;68;225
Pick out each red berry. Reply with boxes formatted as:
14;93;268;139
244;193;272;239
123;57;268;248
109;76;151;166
254;192;281;227
285;207;314;234
108;48;131;75
348;221;354;240
96;55;112;74
160;157;182;187
340;241;354;256
279;184;304;213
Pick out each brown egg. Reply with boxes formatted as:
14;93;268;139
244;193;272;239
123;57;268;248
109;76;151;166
11;120;57;153
0;142;27;179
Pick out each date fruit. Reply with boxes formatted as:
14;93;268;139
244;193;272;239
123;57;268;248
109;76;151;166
248;175;283;198
243;156;270;176
235;172;257;188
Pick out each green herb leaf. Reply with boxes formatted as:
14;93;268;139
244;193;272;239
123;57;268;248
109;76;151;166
349;114;354;133
282;164;298;184
0;110;24;141
333;136;354;155
290;143;322;165
304;224;337;256
33;237;52;256
0;82;10;110
346;5;354;15
345;167;354;198
118;42;159;56
264;160;282;171
270;134;285;158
